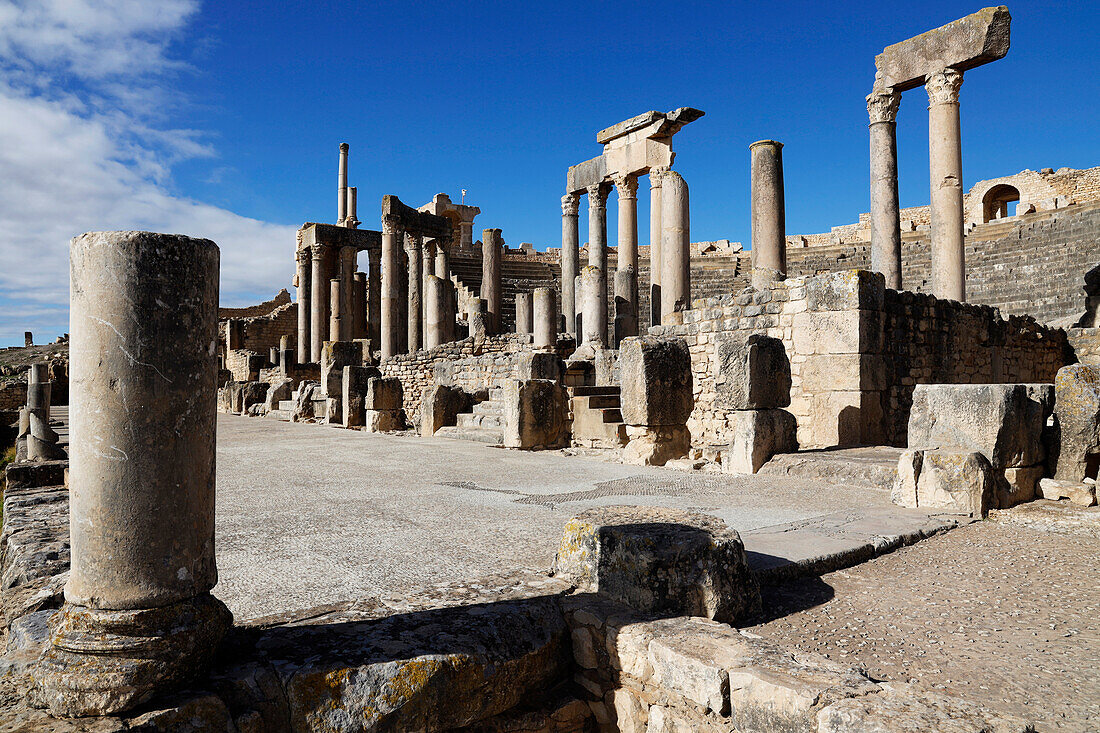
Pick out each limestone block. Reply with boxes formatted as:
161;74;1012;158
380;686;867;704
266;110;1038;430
892;448;993;516
502;378;568;450
320;340;363;397
714;333;791;409
365;376;401;412
618;336;693;427
818;681;1030;733
263;377;294;413
364;409;405;433
1051;363;1100;482
420;384;469;436
341;366;381;428
241;381;268;413
292;381;320;421
722;409;797;474
1037;478;1097;507
997;465;1043;509
514;351;563;383
594;348;618;386
908;383;1049;469
805;269;885;312
792;310;882;355
552;506;760;625
622;424;690;466
802;390;884;448
801;353;886;393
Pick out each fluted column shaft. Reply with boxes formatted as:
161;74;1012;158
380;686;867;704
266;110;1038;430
927;69;966;302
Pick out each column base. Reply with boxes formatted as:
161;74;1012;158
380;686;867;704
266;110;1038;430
34;593;232;717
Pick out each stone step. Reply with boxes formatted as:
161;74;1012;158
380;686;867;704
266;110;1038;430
457;413;504;430
582;394;621;410
571;385;620;397
278;400;296;411
472;400;504;416
434;425;504;445
265;409;292;421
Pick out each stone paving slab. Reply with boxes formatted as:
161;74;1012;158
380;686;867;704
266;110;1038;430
214;415;946;621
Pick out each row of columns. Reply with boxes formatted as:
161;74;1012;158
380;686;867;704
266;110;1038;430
380;216;457;360
560;169;690;349
297;244;379;364
868;69;966;301
514;286;559;350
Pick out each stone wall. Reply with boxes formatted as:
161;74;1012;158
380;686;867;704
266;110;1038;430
1068;328;1100;365
222;302;298;356
652;270;1070;450
0;380;25;411
218;288;292;319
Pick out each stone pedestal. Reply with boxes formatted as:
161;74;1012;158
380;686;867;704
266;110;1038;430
561;194;580;335
926;69;966;302
533;287;558;350
749;140;786;289
295;248;311;364
659;171;690;322
619;336;693;466
381;218;402;360
515;291;533;334
38;231;232;716
867;89;902;290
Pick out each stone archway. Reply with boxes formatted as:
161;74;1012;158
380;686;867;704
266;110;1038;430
981;184;1021;222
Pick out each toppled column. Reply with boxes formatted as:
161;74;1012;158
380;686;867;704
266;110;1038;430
619;336;693;465
587;183;610;345
425;274;451;349
337;142;349;224
481;228;503;334
659;171;690;322
296;247;311;364
614;174;638;345
515;291;533;334
560;194;580;335
648;167;667;327
329;278;342;342
749;140;787;289
367;248;382;352
926;69;966;301
22;363;65;461
533;287;557;350
310;244;328;362
867;88;902;289
381;216;403;359
39;231;232;716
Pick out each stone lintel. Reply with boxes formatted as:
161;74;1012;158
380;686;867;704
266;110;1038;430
381;194;452;241
875;6;1010;92
566;154;608;195
595;107;705;145
298;223;381;253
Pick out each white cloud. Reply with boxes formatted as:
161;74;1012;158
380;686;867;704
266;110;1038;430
0;0;297;344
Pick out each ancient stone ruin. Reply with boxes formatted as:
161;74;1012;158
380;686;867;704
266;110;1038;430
3;5;1100;731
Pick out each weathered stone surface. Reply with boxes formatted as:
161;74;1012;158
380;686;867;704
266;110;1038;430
892;448;993;516
502;378;568;450
4;459;66;490
263;377;294;413
552;506;760;624
806;269;885;312
342;365;382;427
365;375;400;412
618;336;693;427
1037;478;1097;507
320;340;363;397
622;424;690;466
907;383;1049;469
722;409;797;475
1051;363;1100;482
594;348;618;387
514;351;563;383
364;408;405;433
874;6;1012;92
292;381;321;421
714;333;791;410
241;381;268;413
420;384;470;436
997;465;1043;509
817;681;1031;733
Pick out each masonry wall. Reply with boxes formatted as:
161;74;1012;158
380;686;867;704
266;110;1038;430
223;302;299;356
0;380;25;411
218;289;292;319
1068;328;1100;366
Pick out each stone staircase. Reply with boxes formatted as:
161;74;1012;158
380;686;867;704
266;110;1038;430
448;254;560;331
434;387;507;445
570;385;627;448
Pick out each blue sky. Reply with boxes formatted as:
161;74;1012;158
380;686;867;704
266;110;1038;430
1;0;1097;346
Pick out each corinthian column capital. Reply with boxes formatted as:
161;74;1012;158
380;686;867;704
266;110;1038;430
381;215;402;236
649;166;670;188
561;192;580;217
586;183;609;209
925;69;963;106
866;87;901;124
612;174;638;200
309;244;325;260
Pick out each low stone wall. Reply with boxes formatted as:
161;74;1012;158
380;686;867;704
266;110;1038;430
218;289;292;319
653;270;1070;450
0;379;25;411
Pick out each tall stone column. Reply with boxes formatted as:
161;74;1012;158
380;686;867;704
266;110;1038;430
296;247;311;364
353;271;367;339
926;68;966;302
533;287;557;350
660;171;690;322
406;233;423;353
40;231;231;716
868;88;902;290
425;274;449;350
587;183;610;345
422;239;435;345
338;142;348;225
339;245;356;341
481;228;503;334
614;174;639;345
560;193;580;336
310;244;328;362
581;265;606;348
345;186;359;228
367;248;382;352
515;291;533;334
329;279;342;342
381;216;403;360
649;167;667;327
749;140;787;289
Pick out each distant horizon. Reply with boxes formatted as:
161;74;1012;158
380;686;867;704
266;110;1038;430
1;1;1097;346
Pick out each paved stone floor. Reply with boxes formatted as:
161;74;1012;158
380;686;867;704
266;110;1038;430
215;414;909;621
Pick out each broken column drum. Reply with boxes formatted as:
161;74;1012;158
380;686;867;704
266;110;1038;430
515;291;533;334
659;171;690;322
749;140;786;289
561;193;580;335
927;69;966;302
533;286;557;350
868;88;902;290
329;278;342;342
39;231;232;716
